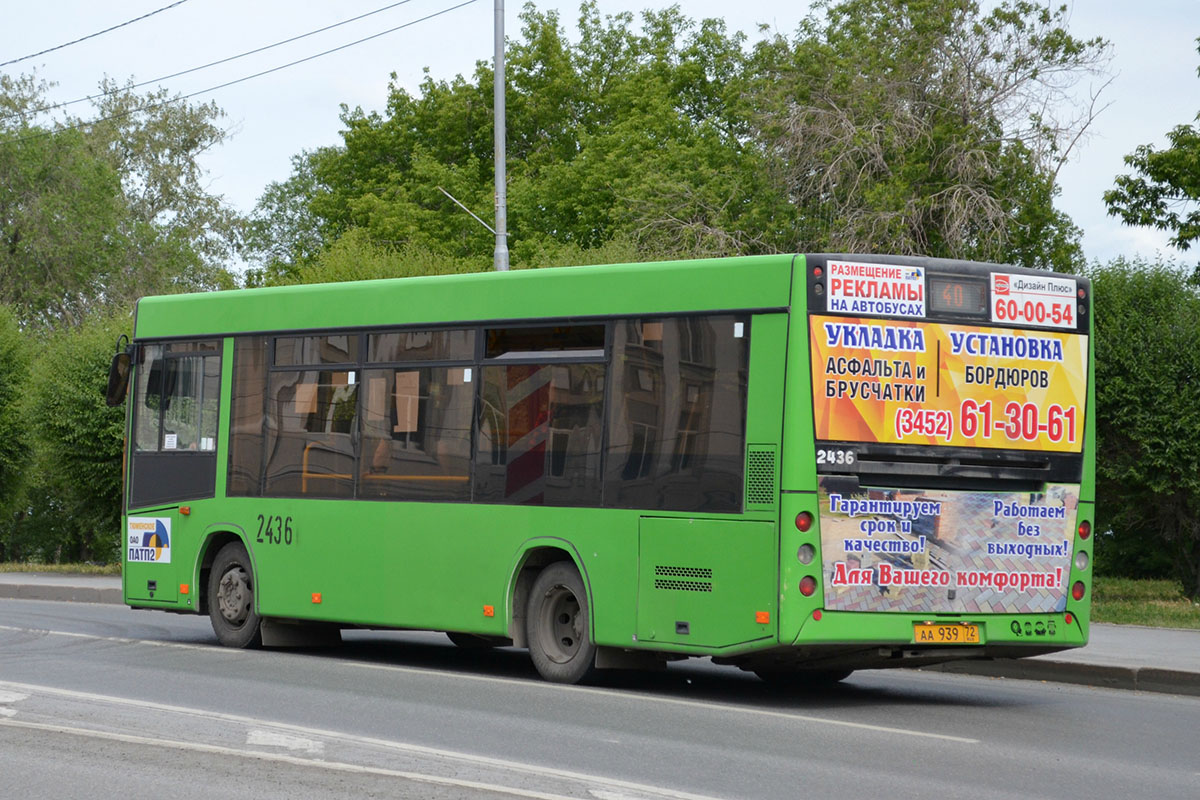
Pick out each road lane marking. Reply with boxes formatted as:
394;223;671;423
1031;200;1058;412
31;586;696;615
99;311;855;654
344;661;980;743
0;624;238;654
0;680;726;800
0;718;579;800
0;624;978;744
247;728;324;755
0;688;26;718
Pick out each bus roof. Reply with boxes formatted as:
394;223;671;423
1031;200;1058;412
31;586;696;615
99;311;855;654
134;254;797;339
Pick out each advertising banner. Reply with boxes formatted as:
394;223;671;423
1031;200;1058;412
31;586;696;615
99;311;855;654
810;315;1088;452
819;478;1076;614
127;517;171;564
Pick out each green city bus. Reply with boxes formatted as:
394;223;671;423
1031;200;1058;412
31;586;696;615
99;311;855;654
109;254;1095;684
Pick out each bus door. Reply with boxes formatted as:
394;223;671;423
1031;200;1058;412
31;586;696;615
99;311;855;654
125;340;222;602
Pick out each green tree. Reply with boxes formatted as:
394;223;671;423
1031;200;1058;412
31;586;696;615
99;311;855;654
0;304;30;514
748;0;1108;271
247;2;777;274
1104;38;1200;261
250;1;1104;276
0;75;240;328
20;312;131;563
1090;257;1200;598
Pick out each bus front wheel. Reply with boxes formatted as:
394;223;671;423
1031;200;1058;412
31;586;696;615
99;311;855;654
208;542;263;648
526;562;595;684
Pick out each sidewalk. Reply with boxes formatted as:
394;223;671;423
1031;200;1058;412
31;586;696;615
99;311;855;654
2;572;1198;696
924;622;1200;696
0;571;123;605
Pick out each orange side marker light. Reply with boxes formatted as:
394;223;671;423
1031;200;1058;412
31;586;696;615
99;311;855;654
311;593;322;604
180;584;190;595
179;506;190;516
755;611;770;624
483;605;495;618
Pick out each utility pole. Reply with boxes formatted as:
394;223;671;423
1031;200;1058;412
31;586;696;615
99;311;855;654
493;0;509;271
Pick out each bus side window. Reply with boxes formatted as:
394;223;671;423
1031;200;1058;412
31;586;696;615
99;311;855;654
134;345;164;451
227;336;268;497
133;343;220;453
604;316;748;513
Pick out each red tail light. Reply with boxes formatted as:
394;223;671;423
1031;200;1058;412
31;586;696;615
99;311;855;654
799;576;817;597
795;512;814;532
1071;581;1086;601
1078;520;1091;540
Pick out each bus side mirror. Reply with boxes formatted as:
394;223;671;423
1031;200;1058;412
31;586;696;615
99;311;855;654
105;351;132;407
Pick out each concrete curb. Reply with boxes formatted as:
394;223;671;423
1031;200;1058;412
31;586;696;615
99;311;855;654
922;659;1200;697
0;583;123;605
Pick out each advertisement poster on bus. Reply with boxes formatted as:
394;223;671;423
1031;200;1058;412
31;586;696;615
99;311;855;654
818;479;1076;614
809;315;1088;452
127;517;171;564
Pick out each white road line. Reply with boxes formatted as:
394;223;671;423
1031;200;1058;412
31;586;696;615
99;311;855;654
0;718;578;800
344;661;980;744
0;624;979;744
0;680;726;800
247;728;324;755
0;688;27;717
0;623;238;654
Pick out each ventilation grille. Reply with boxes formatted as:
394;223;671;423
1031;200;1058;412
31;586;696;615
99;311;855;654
746;445;777;506
654;565;713;593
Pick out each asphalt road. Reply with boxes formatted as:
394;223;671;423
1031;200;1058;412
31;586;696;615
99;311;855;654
1;598;1197;800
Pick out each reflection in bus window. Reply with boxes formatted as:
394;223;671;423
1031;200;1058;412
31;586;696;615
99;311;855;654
605;316;748;513
475;363;605;506
264;370;358;497
359;367;473;501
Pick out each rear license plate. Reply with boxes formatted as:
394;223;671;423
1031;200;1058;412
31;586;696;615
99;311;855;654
913;623;980;644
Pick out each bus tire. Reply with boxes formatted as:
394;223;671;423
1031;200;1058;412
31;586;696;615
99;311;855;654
526;562;595;684
208;542;263;648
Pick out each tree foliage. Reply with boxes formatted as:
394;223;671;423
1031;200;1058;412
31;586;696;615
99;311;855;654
0;304;30;513
0;75;240;328
248;0;1108;279
751;0;1107;271
244;2;796;276
1090;258;1200;598
22;312;131;563
1104;38;1200;259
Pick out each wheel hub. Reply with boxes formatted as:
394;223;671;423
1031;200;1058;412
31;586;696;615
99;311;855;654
541;585;582;663
217;566;251;625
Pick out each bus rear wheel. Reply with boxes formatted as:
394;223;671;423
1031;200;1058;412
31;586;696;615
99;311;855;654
208;542;263;648
526;562;595;684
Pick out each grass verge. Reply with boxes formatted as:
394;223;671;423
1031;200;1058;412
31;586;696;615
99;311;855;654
0;562;120;576
1092;577;1200;629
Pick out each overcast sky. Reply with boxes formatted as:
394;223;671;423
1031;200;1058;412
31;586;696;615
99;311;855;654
3;0;1197;266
